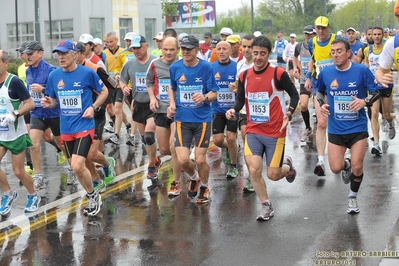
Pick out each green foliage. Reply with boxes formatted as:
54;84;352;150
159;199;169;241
161;0;179;18
214;0;397;40
7;59;22;76
330;0;397;32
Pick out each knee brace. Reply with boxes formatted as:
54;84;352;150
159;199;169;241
144;132;156;146
350;173;363;193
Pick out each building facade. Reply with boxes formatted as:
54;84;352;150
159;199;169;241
1;0;162;58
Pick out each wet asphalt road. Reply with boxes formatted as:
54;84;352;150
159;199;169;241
1;103;399;266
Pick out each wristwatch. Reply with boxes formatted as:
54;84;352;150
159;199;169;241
13;110;20;118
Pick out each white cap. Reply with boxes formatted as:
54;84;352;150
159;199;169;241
220;27;233;36
124;32;137;40
346;27;356;32
93;38;102;45
337;30;343;35
152;31;164;40
78;33;94;44
253;31;262;37
178;32;188;41
290;33;297;38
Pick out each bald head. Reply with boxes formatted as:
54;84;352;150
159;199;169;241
162;36;179;64
216;41;231;63
163;36;179;49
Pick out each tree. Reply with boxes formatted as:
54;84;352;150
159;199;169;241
257;0;336;35
330;0;396;32
161;0;179;18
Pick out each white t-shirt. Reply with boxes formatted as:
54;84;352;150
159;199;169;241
378;37;395;69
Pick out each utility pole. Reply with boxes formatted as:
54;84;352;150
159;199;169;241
15;0;19;42
251;0;254;33
34;0;41;41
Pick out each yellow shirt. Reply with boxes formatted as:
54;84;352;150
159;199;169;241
104;46;125;75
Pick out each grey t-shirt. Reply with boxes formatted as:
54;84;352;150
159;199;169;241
146;57;178;113
120;54;157;103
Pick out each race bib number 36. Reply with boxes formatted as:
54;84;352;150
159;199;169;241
58;90;82;116
159;79;170;101
248;92;270;123
334;96;358;120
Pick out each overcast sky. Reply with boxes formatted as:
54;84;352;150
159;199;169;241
215;0;347;14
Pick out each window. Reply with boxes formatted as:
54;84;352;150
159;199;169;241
45;19;73;41
119;18;132;41
90;18;104;39
145;18;156;48
7;23;35;43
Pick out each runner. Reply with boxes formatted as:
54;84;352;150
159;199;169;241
211;41;238;179
0;50;40;216
293;26;314;142
225;36;299;221
167;35;219;204
42;40;108;216
317;38;380;214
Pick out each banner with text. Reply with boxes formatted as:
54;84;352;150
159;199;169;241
166;1;216;29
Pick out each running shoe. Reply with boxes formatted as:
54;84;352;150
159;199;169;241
104;123;114;133
25;165;35;176
284;156;296;183
256;202;274;221
147;165;158;179
126;135;135;146
371;143;382;155
187;178;199;199
168;181;181;197
109;134;120;145
196;186;211;204
57;151;66;165
93;179;106;193
314;161;326;176
381;119;389;132
104;157;116;185
0;191;18;216
300;128;312;142
243;178;255;193
347;197;360;214
67;168;77;185
388;121;396;140
223;151;231;164
25;193;41;213
226;166;238;179
341;157;352;184
33;174;45;190
84;192;102;216
155;156;163;169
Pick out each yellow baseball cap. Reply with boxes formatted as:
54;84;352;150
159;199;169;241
226;35;241;44
315;16;329;27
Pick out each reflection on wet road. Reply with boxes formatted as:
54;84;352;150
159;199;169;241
1;98;399;265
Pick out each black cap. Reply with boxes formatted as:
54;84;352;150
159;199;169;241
204;32;212;38
16;42;29;53
76;42;86;53
24;41;44;54
180;35;199;49
211;37;220;47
